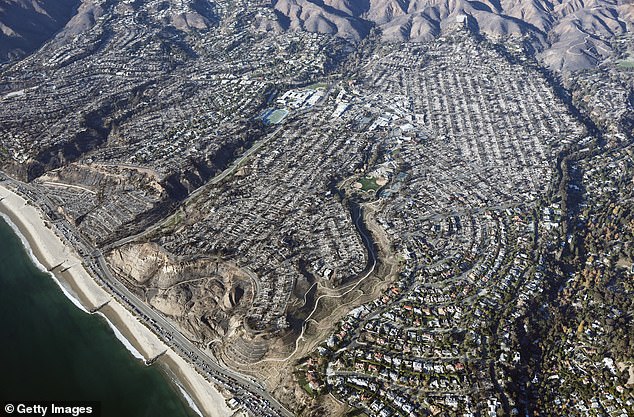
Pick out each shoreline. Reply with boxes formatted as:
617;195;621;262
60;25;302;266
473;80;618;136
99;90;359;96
0;182;232;417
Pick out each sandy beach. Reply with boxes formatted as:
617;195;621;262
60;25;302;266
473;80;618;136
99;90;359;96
0;182;232;417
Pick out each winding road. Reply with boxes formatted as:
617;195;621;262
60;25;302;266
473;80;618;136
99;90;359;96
254;202;378;364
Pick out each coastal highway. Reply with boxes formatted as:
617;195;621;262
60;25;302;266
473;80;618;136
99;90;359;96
93;251;294;417
0;176;292;417
0;86;339;416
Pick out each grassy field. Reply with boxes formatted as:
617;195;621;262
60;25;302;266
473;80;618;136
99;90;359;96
617;61;634;69
265;109;289;124
359;176;380;192
307;82;328;90
617;57;634;69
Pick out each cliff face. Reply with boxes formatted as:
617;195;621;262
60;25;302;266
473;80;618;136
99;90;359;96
32;163;170;246
107;242;253;343
0;0;79;62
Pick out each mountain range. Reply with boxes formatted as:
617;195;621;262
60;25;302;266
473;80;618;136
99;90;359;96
1;0;633;70
0;0;79;62
271;0;634;71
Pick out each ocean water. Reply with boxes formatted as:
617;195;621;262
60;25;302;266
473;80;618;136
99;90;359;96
0;218;196;417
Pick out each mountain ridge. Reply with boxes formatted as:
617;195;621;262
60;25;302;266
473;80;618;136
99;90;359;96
272;0;634;71
1;0;632;71
0;0;79;62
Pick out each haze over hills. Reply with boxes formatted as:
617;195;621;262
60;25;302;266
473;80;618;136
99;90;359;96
0;0;79;62
272;0;634;71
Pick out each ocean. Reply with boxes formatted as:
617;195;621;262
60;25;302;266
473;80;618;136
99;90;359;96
0;217;196;417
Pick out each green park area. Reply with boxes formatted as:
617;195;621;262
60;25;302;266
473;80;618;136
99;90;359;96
359;176;381;192
307;82;328;90
617;55;634;69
